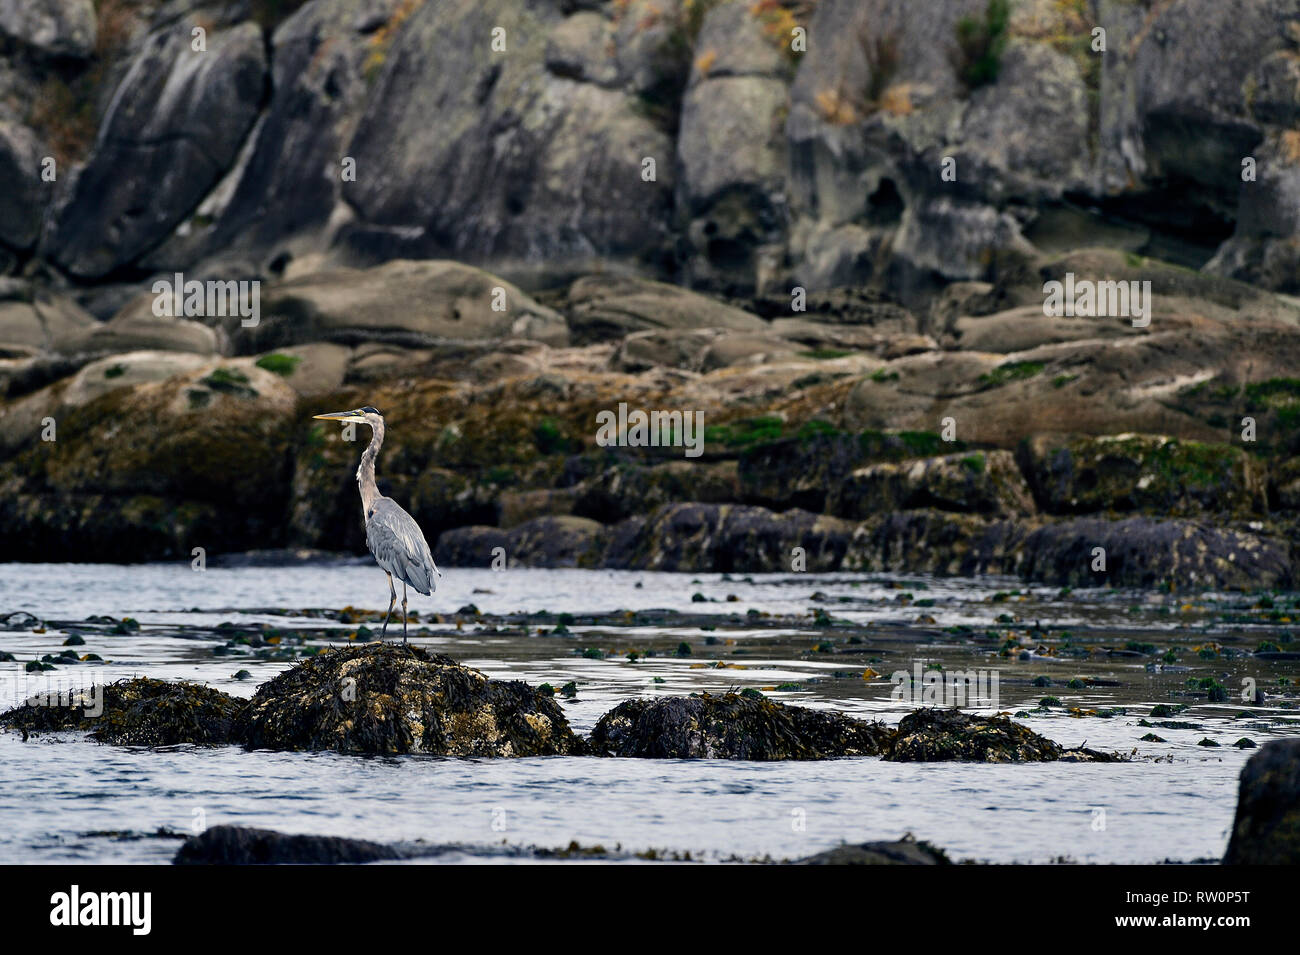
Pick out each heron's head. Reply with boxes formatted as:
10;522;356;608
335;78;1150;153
313;406;383;428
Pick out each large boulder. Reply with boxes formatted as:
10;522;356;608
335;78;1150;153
0;359;298;560
436;515;606;569
605;502;855;572
236;644;583;757
738;429;969;513
336;0;675;280
46;21;268;278
0;677;244;746
229;260;569;353
1223;738;1300;864
560;273;767;344
72;296;222;355
588;693;891;759
843;509;1026;576
884;708;1113;763
0;295;96;355
839;449;1036;519
1017;433;1268;518
572;459;739;524
1018;516;1294;590
61;351;211;409
144;0;383;273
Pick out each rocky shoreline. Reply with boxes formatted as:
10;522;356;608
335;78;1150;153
0;642;1121;761
5;3;1300;592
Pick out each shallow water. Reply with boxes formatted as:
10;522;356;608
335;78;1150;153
1;563;1297;864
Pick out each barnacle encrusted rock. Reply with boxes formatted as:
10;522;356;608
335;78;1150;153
0;677;244;745
587;692;891;759
235;643;582;756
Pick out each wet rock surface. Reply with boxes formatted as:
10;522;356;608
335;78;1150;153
796;835;952;865
175;825;421;865
174;823;953;864
236;643;583;757
885;708;1119;763
0;677;243;746
1223;738;1300;864
588;693;892;760
0;640;1125;764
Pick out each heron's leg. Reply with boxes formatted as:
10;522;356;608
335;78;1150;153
401;581;408;644
380;572;396;642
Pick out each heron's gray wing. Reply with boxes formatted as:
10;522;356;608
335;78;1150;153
365;498;440;595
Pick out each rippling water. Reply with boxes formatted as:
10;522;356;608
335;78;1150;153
1;563;1296;864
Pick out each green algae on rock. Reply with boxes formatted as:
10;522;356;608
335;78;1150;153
0;677;244;745
235;643;582;756
587;692;891;759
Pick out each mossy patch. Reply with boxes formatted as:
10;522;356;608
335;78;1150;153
201;367;257;398
802;348;855;360
704;415;785;449
953;0;1010;90
978;361;1045;388
254;353;302;376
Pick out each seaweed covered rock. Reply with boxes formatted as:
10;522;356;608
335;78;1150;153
796;835;952;865
839;450;1036;519
604;503;855;573
0;677;244;745
1223;739;1300;864
236;643;581;756
887;709;1098;763
175;825;414;865
1017;433;1267;518
587;693;890;760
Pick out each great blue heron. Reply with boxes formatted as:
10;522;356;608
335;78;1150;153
313;406;440;642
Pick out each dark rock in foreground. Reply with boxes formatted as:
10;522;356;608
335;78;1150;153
0;677;243;746
175;825;415;865
177;824;956;865
1223;739;1300;864
885;709;1119;763
235;643;582;757
587;693;891;760
797;835;952;865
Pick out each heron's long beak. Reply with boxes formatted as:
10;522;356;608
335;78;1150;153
313;410;367;421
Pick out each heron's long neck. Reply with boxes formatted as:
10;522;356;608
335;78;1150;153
357;418;384;512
